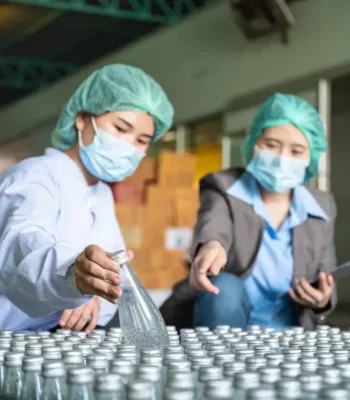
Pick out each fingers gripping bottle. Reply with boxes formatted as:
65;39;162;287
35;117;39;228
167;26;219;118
111;250;170;352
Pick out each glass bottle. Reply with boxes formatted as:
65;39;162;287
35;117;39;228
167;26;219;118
0;350;6;389
127;380;153;400
246;388;276;400
319;388;349;400
137;365;162;400
19;356;44;400
109;360;135;385
94;374;125;400
86;357;109;376
41;361;68;400
1;351;25;400
275;379;301;400
298;373;322;400
67;368;95;400
203;379;234;400
110;250;169;352
232;372;260;400
196;366;223;400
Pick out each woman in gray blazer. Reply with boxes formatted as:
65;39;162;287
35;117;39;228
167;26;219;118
190;93;336;331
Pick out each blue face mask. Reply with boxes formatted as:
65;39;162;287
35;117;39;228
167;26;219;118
247;147;309;193
78;117;145;183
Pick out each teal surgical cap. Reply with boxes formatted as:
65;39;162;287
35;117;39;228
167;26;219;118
52;64;174;150
242;93;327;182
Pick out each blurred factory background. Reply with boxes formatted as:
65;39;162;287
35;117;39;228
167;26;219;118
1;0;350;325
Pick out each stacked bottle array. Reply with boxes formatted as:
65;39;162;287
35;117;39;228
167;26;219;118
1;324;350;399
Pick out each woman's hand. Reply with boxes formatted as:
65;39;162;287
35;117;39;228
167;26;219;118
190;240;227;294
288;272;333;310
74;245;133;303
59;296;100;334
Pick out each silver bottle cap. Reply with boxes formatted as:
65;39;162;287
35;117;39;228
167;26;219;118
246;388;276;400
87;357;109;371
137;365;161;382
299;373;322;392
253;345;271;356
266;354;284;367
320;388;349;400
168;360;191;372
0;330;13;337
56;342;74;351
214;353;235;366
204;378;233;399
198;366;223;382
74;343;92;356
140;348;162;357
67;336;81;344
95;373;123;392
86;334;103;344
68;367;94;384
275;379;301;399
186;349;207;359
4;351;25;366
100;341;118;352
258;366;281;384
94;347;115;361
234;348;254;361
110;249;129;265
223;361;246;376
22;355;44;371
127;380;153;400
165;388;195;400
49;332;64;340
280;361;301;378
245;356;267;372
191;357;213;371
42;360;66;378
140;355;163;367
233;372;260;390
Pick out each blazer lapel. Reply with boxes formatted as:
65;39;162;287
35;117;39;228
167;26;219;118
293;222;313;281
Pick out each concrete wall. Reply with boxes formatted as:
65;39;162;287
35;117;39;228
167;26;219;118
2;0;350;144
330;76;350;303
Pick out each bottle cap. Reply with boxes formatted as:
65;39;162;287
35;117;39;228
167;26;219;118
110;250;128;265
68;367;94;384
95;373;123;392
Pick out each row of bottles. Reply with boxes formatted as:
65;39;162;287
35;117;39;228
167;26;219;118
1;324;350;398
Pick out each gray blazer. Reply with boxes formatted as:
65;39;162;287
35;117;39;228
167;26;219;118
191;168;337;330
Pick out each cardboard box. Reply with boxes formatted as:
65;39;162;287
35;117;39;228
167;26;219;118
158;151;196;187
173;187;199;227
129;248;189;289
174;202;198;227
124;157;157;183
116;204;145;226
146;186;174;225
119;226;143;249
112;180;146;205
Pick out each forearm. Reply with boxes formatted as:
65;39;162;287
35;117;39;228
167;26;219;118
0;227;87;317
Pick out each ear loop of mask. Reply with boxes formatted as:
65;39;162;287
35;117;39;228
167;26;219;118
78;116;99;148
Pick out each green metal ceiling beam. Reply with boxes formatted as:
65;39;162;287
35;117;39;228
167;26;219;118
0;57;77;89
3;0;213;23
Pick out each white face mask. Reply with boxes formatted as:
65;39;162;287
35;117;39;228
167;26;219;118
247;147;310;193
78;117;145;182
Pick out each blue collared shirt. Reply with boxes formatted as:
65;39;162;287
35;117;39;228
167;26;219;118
227;172;328;330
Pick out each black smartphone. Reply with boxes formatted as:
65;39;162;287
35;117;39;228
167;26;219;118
310;261;350;288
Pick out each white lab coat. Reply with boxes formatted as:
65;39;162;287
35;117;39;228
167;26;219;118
0;148;125;331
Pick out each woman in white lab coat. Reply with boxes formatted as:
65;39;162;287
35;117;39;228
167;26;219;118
0;64;174;333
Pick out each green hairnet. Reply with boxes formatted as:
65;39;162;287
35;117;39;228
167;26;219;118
52;64;174;150
242;93;327;182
